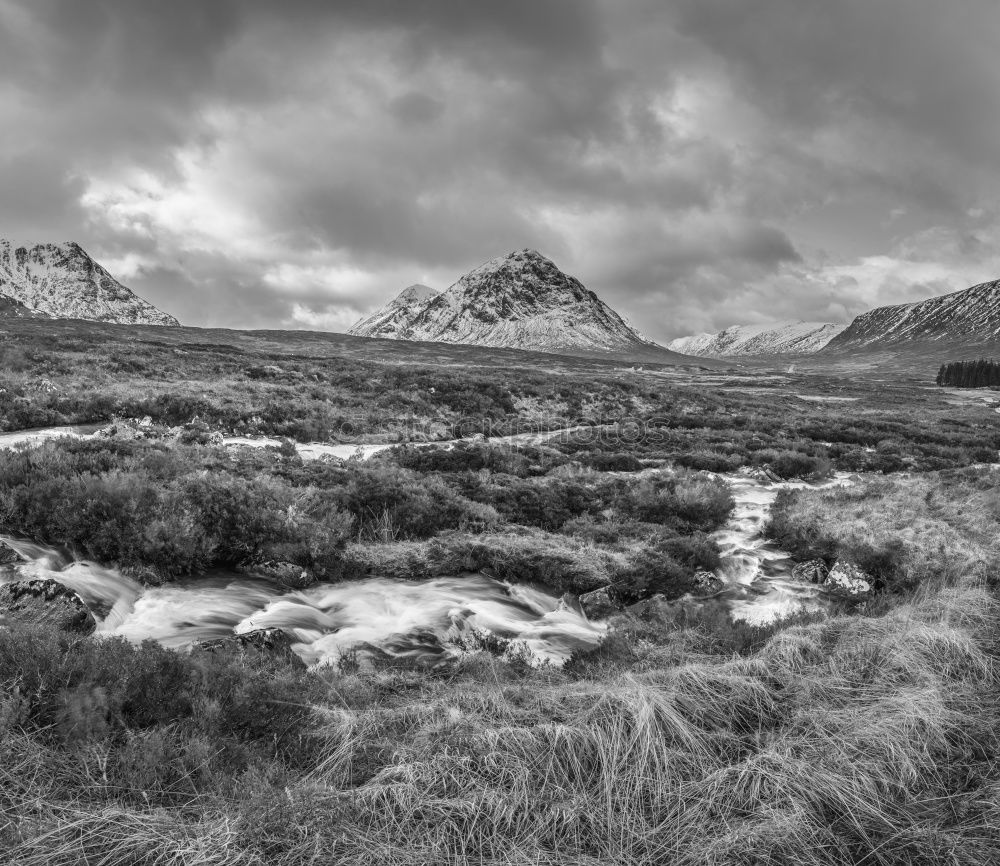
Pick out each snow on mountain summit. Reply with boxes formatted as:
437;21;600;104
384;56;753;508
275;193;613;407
669;321;846;357
348;249;658;355
0;240;178;326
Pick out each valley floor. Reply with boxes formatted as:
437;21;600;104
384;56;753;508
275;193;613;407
2;319;1000;863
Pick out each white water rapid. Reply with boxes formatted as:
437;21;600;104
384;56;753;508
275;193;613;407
0;537;603;667
710;472;853;625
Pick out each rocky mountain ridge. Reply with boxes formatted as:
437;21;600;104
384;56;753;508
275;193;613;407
0;240;178;325
669;321;846;357
349;283;440;339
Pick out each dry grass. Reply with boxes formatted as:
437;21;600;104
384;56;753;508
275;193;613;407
5;584;997;864
277;588;1000;865
768;467;1000;594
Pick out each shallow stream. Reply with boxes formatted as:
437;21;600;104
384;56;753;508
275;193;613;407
0;425;851;663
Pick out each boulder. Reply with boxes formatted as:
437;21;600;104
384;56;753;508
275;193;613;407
200;628;306;670
791;559;828;584
692;570;725;594
558;592;584;615
0;541;22;566
98;419;147;441
578;587;618;619
240;560;315;589
625;593;671;618
0;579;96;634
823;561;873;601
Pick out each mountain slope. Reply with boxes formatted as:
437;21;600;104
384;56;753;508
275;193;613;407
669;321;846;356
349;249;701;363
350;284;440;338
824;279;1000;351
0;292;53;319
0;241;178;325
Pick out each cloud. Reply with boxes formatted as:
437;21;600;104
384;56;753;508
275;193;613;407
0;0;998;340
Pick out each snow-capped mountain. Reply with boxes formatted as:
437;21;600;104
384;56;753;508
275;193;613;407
0;241;178;325
824;278;1000;350
669;321;846;356
349;284;440;338
349;249;678;358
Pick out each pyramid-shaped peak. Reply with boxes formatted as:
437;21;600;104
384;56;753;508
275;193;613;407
393;283;440;305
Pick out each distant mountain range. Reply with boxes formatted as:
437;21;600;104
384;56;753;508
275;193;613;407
669;277;1000;362
669;321;846;357
10;236;1000;367
0;241;177;326
350;249;708;364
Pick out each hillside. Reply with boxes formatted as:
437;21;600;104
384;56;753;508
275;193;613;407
669;321;845;357
0;240;178;325
0;292;51;319
825;278;1000;350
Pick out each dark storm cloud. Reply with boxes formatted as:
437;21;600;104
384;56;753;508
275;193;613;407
673;0;1000;164
1;0;998;337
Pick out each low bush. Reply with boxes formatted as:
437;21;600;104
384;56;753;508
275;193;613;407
427;530;619;593
674;450;745;473
613;531;721;602
761;448;833;480
614;471;734;532
0;441;354;576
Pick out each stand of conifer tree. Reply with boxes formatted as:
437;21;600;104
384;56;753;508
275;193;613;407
936;359;1000;388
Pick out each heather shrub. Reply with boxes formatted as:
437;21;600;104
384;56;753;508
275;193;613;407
768;449;833;480
0;441;354;575
340;464;495;539
613;531;721;602
471;475;600;530
615;471;733;532
577;451;643;472
427;530;615;593
674;449;745;472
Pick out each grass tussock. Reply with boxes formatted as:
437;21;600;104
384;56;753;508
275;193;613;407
2;586;1000;864
767;466;1000;594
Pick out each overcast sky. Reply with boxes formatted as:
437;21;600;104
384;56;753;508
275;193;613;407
2;0;999;340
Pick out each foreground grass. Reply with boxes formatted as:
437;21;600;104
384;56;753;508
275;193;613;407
2;579;999;864
768;465;1000;595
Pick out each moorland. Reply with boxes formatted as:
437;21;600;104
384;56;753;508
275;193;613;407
2;318;1000;864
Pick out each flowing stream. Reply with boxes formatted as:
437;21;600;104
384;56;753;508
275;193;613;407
0;424;852;663
710;472;852;625
0;538;600;666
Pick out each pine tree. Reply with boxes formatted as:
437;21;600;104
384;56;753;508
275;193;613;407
937;359;1000;388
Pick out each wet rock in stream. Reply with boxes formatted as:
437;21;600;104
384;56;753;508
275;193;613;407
0;579;97;634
